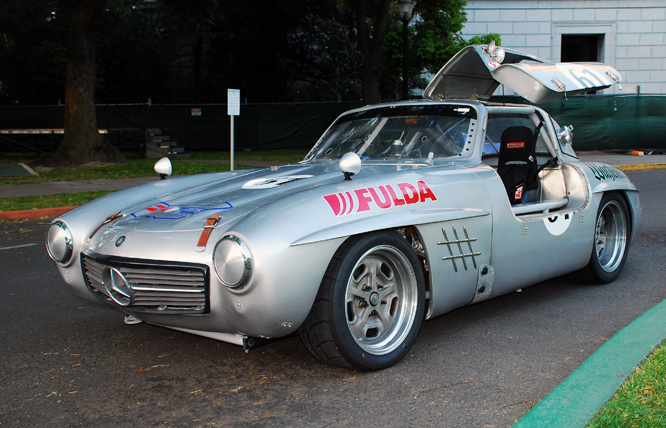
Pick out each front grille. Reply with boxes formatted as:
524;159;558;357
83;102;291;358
82;253;209;314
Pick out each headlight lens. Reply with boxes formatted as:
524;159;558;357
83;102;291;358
46;220;74;264
213;235;252;289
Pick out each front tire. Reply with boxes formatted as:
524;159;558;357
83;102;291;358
299;231;425;370
581;192;631;284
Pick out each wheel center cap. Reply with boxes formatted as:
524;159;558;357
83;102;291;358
369;292;380;306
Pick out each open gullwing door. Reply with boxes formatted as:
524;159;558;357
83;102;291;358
424;43;622;103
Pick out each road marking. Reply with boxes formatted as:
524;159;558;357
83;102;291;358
0;243;38;251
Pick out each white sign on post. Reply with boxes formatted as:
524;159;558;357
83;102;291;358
227;89;240;170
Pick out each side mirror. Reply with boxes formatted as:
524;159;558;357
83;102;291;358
154;157;172;180
557;125;574;147
339;152;361;181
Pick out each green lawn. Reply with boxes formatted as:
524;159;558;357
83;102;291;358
0;149;309;185
587;340;666;427
0;149;310;211
0;191;115;212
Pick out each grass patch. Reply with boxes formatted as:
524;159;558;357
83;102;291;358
0;158;251;185
0;149;308;185
588;340;666;427
0;191;115;212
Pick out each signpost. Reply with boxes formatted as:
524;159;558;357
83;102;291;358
227;89;240;171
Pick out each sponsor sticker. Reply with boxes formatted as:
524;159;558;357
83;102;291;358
406;118;418;125
585;163;627;182
514;185;523;201
506;141;525;149
323;180;437;216
488;61;502;68
131;202;233;220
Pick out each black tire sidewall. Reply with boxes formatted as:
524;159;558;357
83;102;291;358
587;192;631;284
329;232;426;370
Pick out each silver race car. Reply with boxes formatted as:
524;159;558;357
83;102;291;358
47;44;640;370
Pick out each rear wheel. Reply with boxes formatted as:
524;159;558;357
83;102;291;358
581;192;630;284
299;231;425;370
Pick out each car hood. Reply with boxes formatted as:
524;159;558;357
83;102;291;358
424;44;622;103
106;163;352;233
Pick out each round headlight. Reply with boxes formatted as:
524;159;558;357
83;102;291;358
213;235;252;289
46;220;74;264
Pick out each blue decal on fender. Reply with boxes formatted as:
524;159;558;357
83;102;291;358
130;202;233;220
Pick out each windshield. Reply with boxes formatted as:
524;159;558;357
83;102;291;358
304;105;477;162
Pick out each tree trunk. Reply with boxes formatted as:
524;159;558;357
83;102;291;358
51;0;126;166
353;0;392;104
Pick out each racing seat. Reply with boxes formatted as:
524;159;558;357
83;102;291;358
497;126;538;205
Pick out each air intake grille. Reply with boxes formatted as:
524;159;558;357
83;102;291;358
82;254;208;313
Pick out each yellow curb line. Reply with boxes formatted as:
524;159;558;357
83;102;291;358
617;164;666;171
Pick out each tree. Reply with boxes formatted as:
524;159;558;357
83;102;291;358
51;0;125;166
337;0;393;104
379;0;469;99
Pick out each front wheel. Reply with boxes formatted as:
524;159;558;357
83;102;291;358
581;192;631;284
299;231;425;370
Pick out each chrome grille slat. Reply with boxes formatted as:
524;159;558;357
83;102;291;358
81;254;208;313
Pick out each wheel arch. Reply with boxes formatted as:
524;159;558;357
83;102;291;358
323;225;433;321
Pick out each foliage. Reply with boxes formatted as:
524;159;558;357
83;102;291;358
95;0;178;103
0;0;66;104
380;2;501;100
587;340;666;427
0;0;499;106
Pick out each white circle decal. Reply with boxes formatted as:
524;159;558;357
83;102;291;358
544;213;572;236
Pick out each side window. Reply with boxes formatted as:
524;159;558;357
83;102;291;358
483;114;553;161
483;115;535;159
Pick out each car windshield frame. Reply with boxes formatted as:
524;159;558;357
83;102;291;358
303;104;479;164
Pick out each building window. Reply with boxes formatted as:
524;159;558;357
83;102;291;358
561;34;605;62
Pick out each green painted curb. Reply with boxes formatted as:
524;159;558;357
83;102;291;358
513;299;666;428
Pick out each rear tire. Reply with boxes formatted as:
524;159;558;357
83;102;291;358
298;231;425;370
581;192;631;284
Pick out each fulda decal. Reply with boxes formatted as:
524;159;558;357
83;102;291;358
323;181;437;216
585;163;627;182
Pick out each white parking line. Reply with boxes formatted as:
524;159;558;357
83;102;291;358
0;243;39;251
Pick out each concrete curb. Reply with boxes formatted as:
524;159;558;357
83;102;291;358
513;298;666;428
0;206;78;221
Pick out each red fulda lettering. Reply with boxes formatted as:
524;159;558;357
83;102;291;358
398;182;419;204
385;184;406;206
368;186;392;209
417;180;437;202
354;188;373;212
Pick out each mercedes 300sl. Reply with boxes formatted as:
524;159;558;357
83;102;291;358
47;44;641;370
